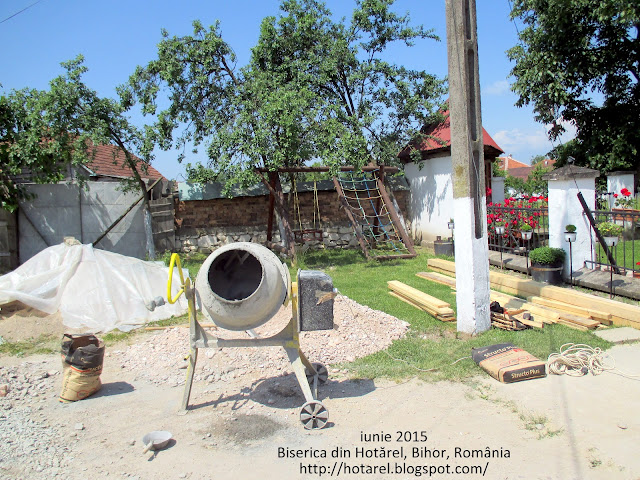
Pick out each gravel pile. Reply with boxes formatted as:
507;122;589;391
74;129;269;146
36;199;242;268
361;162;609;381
0;361;72;479
115;294;408;387
0;294;408;479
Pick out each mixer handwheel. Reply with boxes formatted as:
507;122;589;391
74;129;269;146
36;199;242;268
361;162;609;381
305;362;328;385
300;401;329;430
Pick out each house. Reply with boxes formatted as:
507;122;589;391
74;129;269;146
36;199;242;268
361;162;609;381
497;155;556;180
398;113;504;245
11;143;173;265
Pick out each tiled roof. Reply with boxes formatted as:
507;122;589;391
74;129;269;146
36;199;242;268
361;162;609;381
84;144;166;180
398;111;503;161
497;155;529;170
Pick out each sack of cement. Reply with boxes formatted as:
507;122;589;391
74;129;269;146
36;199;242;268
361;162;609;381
59;334;105;403
472;343;546;383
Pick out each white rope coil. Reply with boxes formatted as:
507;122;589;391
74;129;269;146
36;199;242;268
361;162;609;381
547;343;614;376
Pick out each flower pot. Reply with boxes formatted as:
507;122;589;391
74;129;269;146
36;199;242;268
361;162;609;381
520;230;533;241
564;232;577;242
604;236;618;247
433;237;454;256
530;262;564;285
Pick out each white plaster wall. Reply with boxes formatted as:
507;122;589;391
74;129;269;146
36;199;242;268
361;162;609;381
491;176;505;204
404;154;454;244
607;172;635;196
547;178;596;275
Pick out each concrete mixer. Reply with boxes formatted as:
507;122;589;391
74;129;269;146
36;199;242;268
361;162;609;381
167;242;335;430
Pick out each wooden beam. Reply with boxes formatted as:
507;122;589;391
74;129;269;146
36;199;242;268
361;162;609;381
266;172;277;242
374;171;416;256
428;258;640;327
332;176;371;260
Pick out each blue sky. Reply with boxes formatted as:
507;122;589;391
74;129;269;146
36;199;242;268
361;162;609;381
0;0;575;180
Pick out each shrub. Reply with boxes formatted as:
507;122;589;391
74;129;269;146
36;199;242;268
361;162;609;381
565;224;576;233
529;246;565;265
597;222;623;237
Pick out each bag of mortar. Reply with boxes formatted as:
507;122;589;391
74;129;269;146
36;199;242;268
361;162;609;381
59;334;105;403
472;343;546;384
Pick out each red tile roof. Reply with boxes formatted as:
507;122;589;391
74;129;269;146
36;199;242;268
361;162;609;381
497;155;529;170
84;144;166;180
398;111;504;161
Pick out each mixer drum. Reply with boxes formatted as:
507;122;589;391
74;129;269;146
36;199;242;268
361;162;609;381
195;242;290;331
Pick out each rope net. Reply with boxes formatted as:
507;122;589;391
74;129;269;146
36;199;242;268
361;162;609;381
336;171;412;258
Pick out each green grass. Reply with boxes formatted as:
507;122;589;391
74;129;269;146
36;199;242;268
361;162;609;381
1;247;615;383
291;247;612;381
597;238;640;271
0;334;59;357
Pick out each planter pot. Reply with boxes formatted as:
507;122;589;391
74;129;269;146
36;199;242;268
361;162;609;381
612;208;640;222
564;232;577;242
433;238;454;257
520;230;533;241
603;236;619;247
530;262;564;285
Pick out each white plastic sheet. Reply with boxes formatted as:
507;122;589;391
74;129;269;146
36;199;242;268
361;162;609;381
0;243;188;332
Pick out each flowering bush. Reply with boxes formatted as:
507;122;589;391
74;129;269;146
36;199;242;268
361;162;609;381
486;196;548;231
614;188;637;209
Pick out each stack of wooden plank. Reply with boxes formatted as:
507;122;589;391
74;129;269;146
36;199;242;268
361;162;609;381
387;280;455;322
425;258;640;331
415;272;456;288
490;311;530;331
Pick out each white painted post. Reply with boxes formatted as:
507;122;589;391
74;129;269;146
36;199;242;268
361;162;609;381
607;171;636;206
491;176;505;205
446;0;491;334
543;165;599;278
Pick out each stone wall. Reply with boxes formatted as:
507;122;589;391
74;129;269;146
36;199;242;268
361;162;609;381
175;189;409;253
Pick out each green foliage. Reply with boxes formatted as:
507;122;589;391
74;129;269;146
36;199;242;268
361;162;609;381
508;0;640;175
565;224;577;233
123;0;446;189
597;221;623;237
529;246;566;265
0;56;153;212
519;223;533;231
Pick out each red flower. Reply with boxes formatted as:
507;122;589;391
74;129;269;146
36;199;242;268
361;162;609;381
614;193;619;198
621;188;632;197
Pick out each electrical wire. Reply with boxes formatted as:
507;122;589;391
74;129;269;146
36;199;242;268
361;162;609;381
0;0;46;25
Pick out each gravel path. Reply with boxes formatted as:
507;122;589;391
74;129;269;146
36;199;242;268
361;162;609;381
0;294;408;479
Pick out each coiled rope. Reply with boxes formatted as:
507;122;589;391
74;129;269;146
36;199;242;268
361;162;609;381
547;343;640;379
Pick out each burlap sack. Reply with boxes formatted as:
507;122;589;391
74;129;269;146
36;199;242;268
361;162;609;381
59;334;105;403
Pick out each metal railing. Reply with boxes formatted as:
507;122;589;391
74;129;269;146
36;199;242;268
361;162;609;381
587;208;640;277
486;204;549;259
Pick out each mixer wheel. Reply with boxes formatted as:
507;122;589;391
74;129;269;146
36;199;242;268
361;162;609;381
305;362;328;385
300;401;329;430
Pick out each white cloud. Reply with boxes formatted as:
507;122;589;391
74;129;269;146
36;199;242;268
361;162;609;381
493;120;577;160
483;80;510;96
493;128;549;153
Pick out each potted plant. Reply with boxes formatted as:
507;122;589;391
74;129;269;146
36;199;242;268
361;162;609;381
598;222;623;246
529;246;566;284
447;218;455;230
564;224;577;242
519;223;533;241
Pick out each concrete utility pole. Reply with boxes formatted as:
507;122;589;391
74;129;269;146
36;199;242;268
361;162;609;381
445;0;491;334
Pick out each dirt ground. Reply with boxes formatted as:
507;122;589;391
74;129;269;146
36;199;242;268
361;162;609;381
1;302;640;480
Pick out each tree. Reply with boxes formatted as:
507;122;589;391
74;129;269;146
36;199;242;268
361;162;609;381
0;57;158;258
508;0;639;174
122;0;445;254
